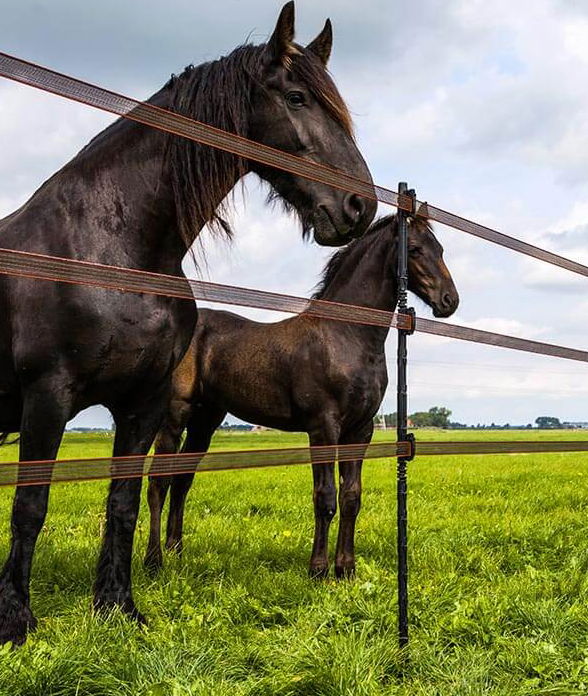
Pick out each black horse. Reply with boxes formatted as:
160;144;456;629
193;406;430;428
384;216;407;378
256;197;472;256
144;215;459;579
0;2;376;644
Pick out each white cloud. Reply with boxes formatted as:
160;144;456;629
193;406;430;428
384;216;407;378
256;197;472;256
0;81;113;210
563;17;588;63
464;316;550;338
548;202;588;235
521;224;588;291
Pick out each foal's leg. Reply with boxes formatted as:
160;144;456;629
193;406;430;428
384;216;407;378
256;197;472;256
94;387;169;621
0;378;70;645
145;475;172;573
308;424;340;579
144;401;191;572
335;422;373;579
165;405;226;555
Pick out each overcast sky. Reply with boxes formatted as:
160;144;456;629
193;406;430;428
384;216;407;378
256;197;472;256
2;0;588;428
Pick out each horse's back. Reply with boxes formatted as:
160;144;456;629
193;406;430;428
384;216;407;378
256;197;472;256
182;309;317;429
186;307;388;433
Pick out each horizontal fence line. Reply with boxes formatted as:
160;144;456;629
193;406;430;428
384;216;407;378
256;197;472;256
0;248;406;329
417;202;588;279
417;440;588;455
1;51;588;279
416;318;588;364
1;439;588;487
0;441;409;488
1;248;587;363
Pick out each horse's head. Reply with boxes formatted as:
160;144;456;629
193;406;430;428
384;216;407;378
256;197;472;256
248;2;377;246
408;219;459;318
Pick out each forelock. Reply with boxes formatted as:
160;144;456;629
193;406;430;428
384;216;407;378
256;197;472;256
288;47;354;137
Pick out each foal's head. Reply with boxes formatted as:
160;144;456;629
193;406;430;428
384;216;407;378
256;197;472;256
407;218;459;318
312;214;459;316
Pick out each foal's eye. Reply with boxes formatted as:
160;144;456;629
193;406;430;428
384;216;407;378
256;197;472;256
285;91;306;108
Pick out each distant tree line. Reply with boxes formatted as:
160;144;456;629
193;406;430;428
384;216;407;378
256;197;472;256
375;410;585;430
218;423;254;431
67;427;112;433
535;416;561;429
377;406;452;428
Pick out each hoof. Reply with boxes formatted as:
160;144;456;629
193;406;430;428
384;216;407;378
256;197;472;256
127;605;147;626
335;564;356;580
0;583;37;646
143;550;163;575
308;564;329;580
93;595;147;626
164;538;182;556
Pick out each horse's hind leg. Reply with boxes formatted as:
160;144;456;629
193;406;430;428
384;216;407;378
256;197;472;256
144;400;192;573
164;473;194;557
0;378;70;645
165;404;226;556
145;477;172;573
334;421;373;579
308;422;340;579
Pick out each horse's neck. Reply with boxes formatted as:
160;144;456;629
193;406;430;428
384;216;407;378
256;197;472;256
55;91;240;273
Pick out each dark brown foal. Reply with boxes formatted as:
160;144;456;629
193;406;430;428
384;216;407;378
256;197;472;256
145;214;459;577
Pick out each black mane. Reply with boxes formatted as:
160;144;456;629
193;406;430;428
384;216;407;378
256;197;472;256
166;45;263;243
313;215;395;299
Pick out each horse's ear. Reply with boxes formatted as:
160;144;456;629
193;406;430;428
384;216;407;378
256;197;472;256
267;1;296;62
307;19;332;66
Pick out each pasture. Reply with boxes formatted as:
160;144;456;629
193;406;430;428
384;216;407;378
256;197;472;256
1;429;588;695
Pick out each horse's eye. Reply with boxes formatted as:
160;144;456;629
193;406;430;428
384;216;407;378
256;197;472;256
285;91;306;108
409;247;422;256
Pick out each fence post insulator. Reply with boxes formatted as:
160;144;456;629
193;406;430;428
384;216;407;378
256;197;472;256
401;307;416;335
404;433;416;462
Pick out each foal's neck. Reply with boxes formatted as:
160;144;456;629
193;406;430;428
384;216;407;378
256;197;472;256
317;232;397;347
319;233;397;312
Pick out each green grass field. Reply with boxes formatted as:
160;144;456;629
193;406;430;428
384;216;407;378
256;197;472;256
1;429;588;695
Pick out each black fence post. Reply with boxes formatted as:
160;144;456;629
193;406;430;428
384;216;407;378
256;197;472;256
396;182;415;652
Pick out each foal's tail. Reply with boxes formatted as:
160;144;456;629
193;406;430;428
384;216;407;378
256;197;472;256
0;432;19;447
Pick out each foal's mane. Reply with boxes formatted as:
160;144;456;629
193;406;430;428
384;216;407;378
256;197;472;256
312;214;434;299
166;42;353;246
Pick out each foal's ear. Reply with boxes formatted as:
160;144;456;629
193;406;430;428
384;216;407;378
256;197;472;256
307;19;333;66
267;2;296;62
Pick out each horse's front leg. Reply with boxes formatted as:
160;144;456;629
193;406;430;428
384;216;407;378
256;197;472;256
334;421;373;579
0;377;71;645
94;387;169;621
308;423;340;579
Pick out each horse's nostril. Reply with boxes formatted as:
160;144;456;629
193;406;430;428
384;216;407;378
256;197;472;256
343;193;366;227
442;293;452;308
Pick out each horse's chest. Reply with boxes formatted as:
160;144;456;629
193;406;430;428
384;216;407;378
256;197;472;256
338;357;387;411
85;299;193;381
12;283;195;389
